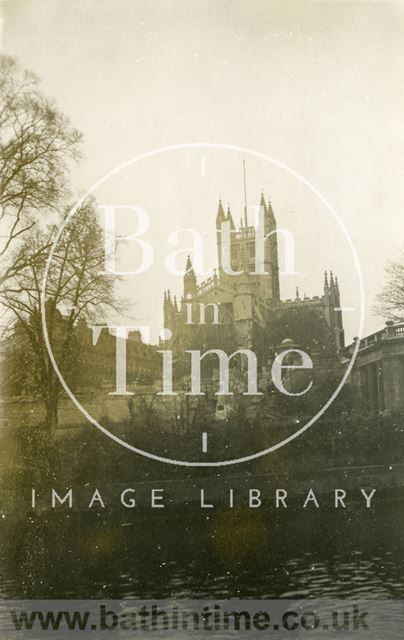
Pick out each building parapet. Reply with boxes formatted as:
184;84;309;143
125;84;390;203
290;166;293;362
346;322;404;355
232;226;255;240
197;275;218;296
280;295;324;305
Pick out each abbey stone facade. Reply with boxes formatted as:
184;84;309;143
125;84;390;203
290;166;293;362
162;193;345;362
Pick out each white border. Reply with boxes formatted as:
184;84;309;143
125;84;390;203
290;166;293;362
41;143;365;467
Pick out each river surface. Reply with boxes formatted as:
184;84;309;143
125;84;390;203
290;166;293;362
0;494;403;599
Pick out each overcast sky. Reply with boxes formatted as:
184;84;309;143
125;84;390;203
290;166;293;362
1;0;403;343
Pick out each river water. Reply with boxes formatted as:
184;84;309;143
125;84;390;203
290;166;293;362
0;495;403;599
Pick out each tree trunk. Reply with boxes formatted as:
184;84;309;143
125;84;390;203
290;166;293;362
45;395;59;432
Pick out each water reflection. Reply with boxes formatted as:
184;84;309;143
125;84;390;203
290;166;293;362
1;499;403;599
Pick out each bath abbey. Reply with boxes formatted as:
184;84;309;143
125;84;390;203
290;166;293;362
162;193;345;363
3;190;404;434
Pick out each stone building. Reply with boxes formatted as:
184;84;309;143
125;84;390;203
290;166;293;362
162;193;345;362
345;322;404;413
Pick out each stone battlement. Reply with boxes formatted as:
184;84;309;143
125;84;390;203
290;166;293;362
197;273;218;296
232;226;256;240
281;295;324;305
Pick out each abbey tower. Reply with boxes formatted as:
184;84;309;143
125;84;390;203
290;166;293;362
163;192;344;359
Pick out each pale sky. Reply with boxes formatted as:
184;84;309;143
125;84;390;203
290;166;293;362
1;0;404;343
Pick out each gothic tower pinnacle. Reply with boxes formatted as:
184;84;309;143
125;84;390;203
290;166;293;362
183;254;197;297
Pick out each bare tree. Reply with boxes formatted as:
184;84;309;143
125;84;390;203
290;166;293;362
3;200;121;430
374;253;404;323
0;55;82;290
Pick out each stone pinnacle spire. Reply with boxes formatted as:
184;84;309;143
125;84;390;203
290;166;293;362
226;205;235;229
216;199;226;227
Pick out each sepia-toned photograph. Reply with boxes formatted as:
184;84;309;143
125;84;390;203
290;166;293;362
0;1;403;637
